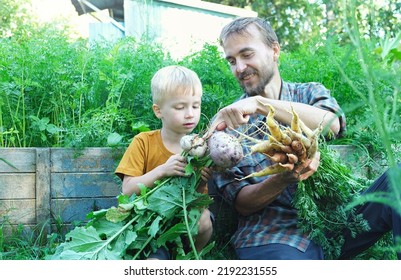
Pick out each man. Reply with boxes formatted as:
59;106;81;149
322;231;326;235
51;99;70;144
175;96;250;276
209;16;400;260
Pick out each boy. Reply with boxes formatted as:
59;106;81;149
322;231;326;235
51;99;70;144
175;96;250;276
115;65;213;259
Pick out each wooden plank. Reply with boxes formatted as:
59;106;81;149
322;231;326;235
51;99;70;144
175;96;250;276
51;148;124;173
51;172;120;198
0;148;36;172
36;148;51;234
0;199;36;224
0;174;35;199
51;197;118;223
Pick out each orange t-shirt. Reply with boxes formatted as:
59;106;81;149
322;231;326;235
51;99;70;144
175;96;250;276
115;130;173;180
115;130;208;194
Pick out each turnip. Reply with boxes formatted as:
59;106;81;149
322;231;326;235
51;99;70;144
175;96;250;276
208;131;243;169
180;134;208;157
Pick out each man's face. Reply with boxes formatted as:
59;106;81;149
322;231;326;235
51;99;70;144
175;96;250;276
222;25;278;96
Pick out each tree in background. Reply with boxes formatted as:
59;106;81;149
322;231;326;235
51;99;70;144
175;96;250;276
205;0;401;50
0;0;37;38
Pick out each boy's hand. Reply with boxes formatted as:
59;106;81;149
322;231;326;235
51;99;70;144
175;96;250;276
196;167;212;194
201;167;212;182
162;154;187;177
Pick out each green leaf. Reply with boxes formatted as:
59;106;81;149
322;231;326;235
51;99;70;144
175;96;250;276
50;148;216;260
107;132;123;146
185;161;195;176
131;122;150;133
118;203;134;212
147;180;185;219
106;207;131;223
148;216;163;238
86;208;107;220
51;226;122;260
157;222;187;246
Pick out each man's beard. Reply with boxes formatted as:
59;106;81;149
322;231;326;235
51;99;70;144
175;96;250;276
239;67;274;97
242;82;265;97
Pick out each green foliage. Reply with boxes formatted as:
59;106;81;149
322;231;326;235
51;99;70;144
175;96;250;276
0;32;240;147
205;0;401;51
1;0;400;261
0;29;172;147
0;0;35;38
280;32;401;167
0;218;61;260
295;143;371;259
48;154;214;260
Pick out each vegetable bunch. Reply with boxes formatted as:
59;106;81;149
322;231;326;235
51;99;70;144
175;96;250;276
237;102;322;180
295;144;370;259
49;131;243;260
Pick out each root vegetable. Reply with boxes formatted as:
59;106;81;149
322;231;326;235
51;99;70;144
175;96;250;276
208;131;244;169
236;163;291;181
267;152;288;164
266;104;283;142
287;153;299;164
238;104;322;178
291;140;304;154
290;105;301;134
257;100;285;142
307;124;323;158
285;128;311;149
180;134;208;157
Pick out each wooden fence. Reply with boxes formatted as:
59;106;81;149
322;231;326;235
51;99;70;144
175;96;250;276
0;148;124;234
0;145;371;236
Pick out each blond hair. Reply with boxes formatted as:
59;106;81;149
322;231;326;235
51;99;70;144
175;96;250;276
151;65;202;105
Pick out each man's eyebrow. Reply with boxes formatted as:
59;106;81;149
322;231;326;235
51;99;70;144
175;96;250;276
225;47;254;60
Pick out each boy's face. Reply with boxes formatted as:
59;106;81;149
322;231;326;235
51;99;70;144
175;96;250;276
153;92;202;135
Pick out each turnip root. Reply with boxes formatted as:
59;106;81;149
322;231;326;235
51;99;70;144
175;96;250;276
208;131;243;169
180;134;208;157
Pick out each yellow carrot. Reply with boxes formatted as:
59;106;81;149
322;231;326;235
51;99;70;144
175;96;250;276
257;100;284;141
307;123;323;158
285;128;311;149
290;105;301;134
236;163;289;180
267;152;288;164
266;104;283;141
298;118;313;138
287;153;298;164
250;140;273;154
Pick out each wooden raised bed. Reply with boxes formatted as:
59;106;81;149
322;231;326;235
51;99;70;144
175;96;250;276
0;148;124;235
0;145;371;236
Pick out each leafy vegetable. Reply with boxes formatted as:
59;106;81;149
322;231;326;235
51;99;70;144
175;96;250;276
294;142;371;259
49;154;214;260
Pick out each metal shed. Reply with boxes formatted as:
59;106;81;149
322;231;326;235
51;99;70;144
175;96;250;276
71;0;257;57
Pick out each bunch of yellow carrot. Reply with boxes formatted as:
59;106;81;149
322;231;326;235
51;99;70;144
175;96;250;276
239;101;322;180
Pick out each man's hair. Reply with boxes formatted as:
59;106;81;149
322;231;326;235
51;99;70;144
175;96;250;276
219;17;279;48
151;65;202;105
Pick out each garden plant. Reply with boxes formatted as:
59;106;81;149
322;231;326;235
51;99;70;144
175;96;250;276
0;0;400;260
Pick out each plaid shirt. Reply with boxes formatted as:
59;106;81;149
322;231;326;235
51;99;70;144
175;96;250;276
212;81;346;252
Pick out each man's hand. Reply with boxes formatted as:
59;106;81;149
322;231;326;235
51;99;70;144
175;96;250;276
207;97;260;136
285;151;320;183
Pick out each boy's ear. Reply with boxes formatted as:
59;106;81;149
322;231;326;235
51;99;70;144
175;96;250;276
152;104;162;119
